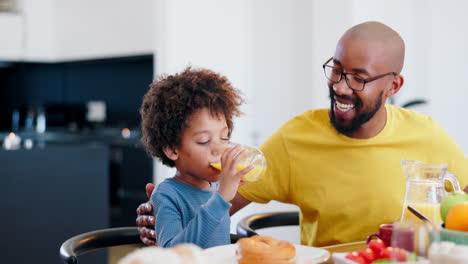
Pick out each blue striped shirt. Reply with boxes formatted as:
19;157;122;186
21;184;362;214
151;178;231;248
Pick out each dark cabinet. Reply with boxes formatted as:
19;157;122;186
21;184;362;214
109;144;153;227
0;141;153;264
1;145;109;264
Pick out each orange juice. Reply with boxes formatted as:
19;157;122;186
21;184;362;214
210;163;264;182
403;202;442;225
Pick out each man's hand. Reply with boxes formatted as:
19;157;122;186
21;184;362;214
136;183;157;246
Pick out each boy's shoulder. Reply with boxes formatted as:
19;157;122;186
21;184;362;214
152;179;181;200
151;179;180;206
155;178;178;193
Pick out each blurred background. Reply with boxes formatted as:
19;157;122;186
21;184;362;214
1;0;467;263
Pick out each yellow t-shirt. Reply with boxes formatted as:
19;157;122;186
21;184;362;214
238;105;468;247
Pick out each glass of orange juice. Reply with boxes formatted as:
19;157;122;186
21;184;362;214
210;143;266;182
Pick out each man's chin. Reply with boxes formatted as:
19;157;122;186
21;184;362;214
331;120;354;135
330;110;357;135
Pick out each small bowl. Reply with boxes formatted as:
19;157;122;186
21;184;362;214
433;225;468;245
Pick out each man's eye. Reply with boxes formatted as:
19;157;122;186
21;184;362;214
353;76;365;83
221;138;230;142
197;141;209;145
332;68;342;74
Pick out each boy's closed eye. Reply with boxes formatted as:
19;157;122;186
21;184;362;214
197;138;230;145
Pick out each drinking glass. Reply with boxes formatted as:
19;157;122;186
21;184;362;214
210;142;266;182
391;220;434;262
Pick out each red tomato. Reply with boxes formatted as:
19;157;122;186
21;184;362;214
345;251;366;264
358;248;376;263
379;247;407;261
367;239;386;257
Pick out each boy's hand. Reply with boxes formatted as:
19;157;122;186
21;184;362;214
135;183;157;246
217;145;253;202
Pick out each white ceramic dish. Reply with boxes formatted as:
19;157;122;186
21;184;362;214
204;244;330;264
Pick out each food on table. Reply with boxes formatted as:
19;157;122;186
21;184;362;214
235;235;296;264
445;201;468;232
379;247;407;261
210;163;265;182
345;251;366;264
345;239;409;264
428;241;468;264
118;243;214;264
440;191;468;222
367;239;386;257
357;248;375;263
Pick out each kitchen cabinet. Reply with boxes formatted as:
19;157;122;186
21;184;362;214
1;144;109;264
0;0;153;62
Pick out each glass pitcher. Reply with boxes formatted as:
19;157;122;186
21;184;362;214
400;160;461;226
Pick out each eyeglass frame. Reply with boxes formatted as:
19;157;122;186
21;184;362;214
322;57;398;91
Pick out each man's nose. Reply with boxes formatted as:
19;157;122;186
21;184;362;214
333;77;353;96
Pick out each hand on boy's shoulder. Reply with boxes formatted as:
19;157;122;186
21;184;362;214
146;183;155;198
136;183;157;246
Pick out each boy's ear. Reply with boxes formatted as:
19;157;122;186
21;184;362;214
163;146;178;161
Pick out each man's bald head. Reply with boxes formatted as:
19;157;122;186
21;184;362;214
339;21;405;73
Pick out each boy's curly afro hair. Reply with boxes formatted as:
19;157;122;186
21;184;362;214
140;67;244;167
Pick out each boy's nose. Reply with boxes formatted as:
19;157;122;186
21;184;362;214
212;142;228;156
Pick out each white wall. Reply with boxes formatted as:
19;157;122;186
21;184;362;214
8;0;154;61
348;0;468;153
427;1;468;153
0;13;23;60
154;0;254;145
153;0;256;185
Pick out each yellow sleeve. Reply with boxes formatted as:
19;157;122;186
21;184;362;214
238;128;291;203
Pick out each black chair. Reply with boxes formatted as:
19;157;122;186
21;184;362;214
60;226;240;264
236;211;299;238
60;227;143;264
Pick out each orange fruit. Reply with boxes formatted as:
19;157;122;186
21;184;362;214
445;201;468;232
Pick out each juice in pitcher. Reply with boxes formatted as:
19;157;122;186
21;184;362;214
403;202;442;225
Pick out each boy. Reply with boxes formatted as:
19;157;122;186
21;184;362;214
140;67;252;248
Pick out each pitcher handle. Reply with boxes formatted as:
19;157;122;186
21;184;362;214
444;172;461;192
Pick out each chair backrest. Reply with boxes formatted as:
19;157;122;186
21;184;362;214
60;227;241;264
60;227;144;264
236;211;299;238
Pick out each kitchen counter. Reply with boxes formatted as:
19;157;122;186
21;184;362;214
0;127;142;147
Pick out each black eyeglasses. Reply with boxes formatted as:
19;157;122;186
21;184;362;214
322;57;398;91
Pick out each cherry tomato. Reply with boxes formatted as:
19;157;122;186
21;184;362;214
358;248;376;263
379;247;407;261
367;239;386;257
345;251;367;264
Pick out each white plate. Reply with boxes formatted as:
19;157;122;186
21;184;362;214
204;244;330;264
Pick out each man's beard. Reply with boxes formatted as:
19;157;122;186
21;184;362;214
329;88;383;135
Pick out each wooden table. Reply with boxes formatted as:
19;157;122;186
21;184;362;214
318;241;367;263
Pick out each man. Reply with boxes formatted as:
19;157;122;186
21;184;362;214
136;21;468;247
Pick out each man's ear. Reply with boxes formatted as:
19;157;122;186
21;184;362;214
385;74;404;98
163;146;178;161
